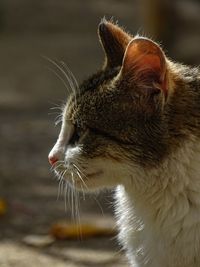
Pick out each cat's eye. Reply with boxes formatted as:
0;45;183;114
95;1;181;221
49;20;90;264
68;125;85;145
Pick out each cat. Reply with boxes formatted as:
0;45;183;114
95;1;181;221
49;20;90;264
48;19;200;267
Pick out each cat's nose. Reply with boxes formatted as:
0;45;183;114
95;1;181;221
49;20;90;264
48;154;58;166
48;144;65;166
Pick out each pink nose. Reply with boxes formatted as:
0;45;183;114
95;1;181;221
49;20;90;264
48;155;58;166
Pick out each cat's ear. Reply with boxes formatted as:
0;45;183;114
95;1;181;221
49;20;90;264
98;19;131;69
121;37;168;98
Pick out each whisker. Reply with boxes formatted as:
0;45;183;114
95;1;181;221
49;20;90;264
48;100;64;107
57;61;78;106
93;194;105;216
61;169;67;181
56;160;65;164
55;119;62;126
67;182;71;210
52;162;64;172
60;61;80;96
57;177;63;200
54;114;63;126
47;66;71;96
57;169;67;200
64;182;68;211
61;179;65;196
43;56;77;104
59;65;75;93
78;173;86;202
72;163;104;216
74;187;82;238
57;169;65;181
72;163;87;201
72;163;88;180
73;167;88;190
50;106;63;111
82;186;86;201
71;172;75;220
48;112;61;118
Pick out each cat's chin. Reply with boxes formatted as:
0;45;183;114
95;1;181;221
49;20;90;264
70;169;117;191
73;170;118;191
53;147;124;191
55;167;117;192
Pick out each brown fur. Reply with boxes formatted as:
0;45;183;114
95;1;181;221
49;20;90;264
64;21;200;170
49;20;200;267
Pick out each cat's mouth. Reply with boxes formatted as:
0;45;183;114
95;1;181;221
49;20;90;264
73;169;104;189
53;161;104;190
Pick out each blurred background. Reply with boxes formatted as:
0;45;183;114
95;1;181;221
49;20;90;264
0;1;200;266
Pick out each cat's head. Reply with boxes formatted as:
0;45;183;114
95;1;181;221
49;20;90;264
48;20;178;191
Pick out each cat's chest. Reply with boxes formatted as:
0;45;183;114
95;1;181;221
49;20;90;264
115;140;200;267
116;186;200;267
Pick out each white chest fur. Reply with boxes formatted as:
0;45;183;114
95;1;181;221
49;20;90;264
115;139;200;267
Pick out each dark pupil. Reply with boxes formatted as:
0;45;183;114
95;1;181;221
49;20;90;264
69;126;81;145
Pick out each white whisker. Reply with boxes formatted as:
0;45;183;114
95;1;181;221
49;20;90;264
71;172;75;220
60;61;80;96
61;179;65;196
48;111;61;116
74;168;88;190
54;114;63;126
74;187;81;237
47;66;71;96
52;162;64;172
72;163;89;180
67;182;71;210
43;56;77;106
64;182;68;211
93;194;104;216
57;176;63;200
50;106;63;111
72;163;104;215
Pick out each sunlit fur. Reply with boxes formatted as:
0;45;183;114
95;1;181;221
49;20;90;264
49;20;200;267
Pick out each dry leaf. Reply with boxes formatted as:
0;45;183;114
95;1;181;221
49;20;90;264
0;199;7;216
50;222;116;240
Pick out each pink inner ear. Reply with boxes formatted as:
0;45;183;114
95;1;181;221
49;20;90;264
139;55;161;71
124;41;163;75
122;38;167;97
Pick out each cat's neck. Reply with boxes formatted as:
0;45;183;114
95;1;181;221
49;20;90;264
116;138;200;267
127;137;200;229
